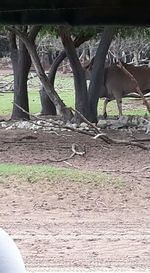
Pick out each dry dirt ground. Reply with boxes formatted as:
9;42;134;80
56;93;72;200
0;127;150;272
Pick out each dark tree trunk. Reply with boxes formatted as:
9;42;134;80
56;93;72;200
88;26;116;122
40;34;92;116
11;40;31;120
39;89;56;115
60;27;90;123
39;50;67;115
8;26;73;122
9;26;41;120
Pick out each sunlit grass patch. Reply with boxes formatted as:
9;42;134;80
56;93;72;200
0;163;123;187
0;74;148;117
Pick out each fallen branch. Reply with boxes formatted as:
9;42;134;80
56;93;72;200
14;103;150;150
17;135;38;141
132;137;150;142
14;103;59;124
117;62;150;114
93;133;114;144
47;143;86;162
141;166;150;171
71;143;86;156
0;148;8;152
14;103;95;136
64;125;95;136
93;133;150;150
97;168;150;174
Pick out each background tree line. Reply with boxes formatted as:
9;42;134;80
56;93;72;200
0;25;150;123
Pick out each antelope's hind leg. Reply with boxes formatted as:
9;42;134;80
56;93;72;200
103;98;111;119
116;98;123;117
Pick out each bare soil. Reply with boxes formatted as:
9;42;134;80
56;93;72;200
0;128;150;271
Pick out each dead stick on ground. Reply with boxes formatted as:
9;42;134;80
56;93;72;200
15;103;97;135
117;62;150;114
69;108;150;148
48;143;86;162
93;133;150;149
132;137;150;142
14;103;150;149
141;166;150;171
14;103;43;120
14;103;59;126
48;152;75;162
14;103;95;135
69;107;100;134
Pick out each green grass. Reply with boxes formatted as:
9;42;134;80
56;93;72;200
98;98;148;116
0;91;41;116
0;74;148;117
0;163;123;187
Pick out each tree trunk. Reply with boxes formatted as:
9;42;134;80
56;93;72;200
39;50;67;116
39;89;56;115
40;34;92;116
60;26;90;123
88;26;116;122
9;26;41;120
9;34;31;120
8;27;73;121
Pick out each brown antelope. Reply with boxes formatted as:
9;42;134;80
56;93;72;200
84;62;150;117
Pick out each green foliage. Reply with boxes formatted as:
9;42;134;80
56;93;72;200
39;25;150;42
116;26;150;40
38;25;59;38
38;25;101;40
70;25;103;38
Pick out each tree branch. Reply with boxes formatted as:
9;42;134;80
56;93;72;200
8;31;17;51
69;107;100;134
47;144;85;163
29;25;42;41
13;103;150;150
47;33;93;86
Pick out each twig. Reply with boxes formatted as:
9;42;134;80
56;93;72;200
71;143;86;156
93;133;113;144
0;80;14;91
98;168;150;174
117;62;150;114
132;137;150;142
14;103;62;127
13;103;150;150
0;148;8;152
14;103;41;120
14;103;59;126
64;125;95;136
93;133;150;150
63;161;81;169
17;135;38;141
141;166;150;171
48;152;75;162
130;141;150;150
47;143;86;162
14;103;95;137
